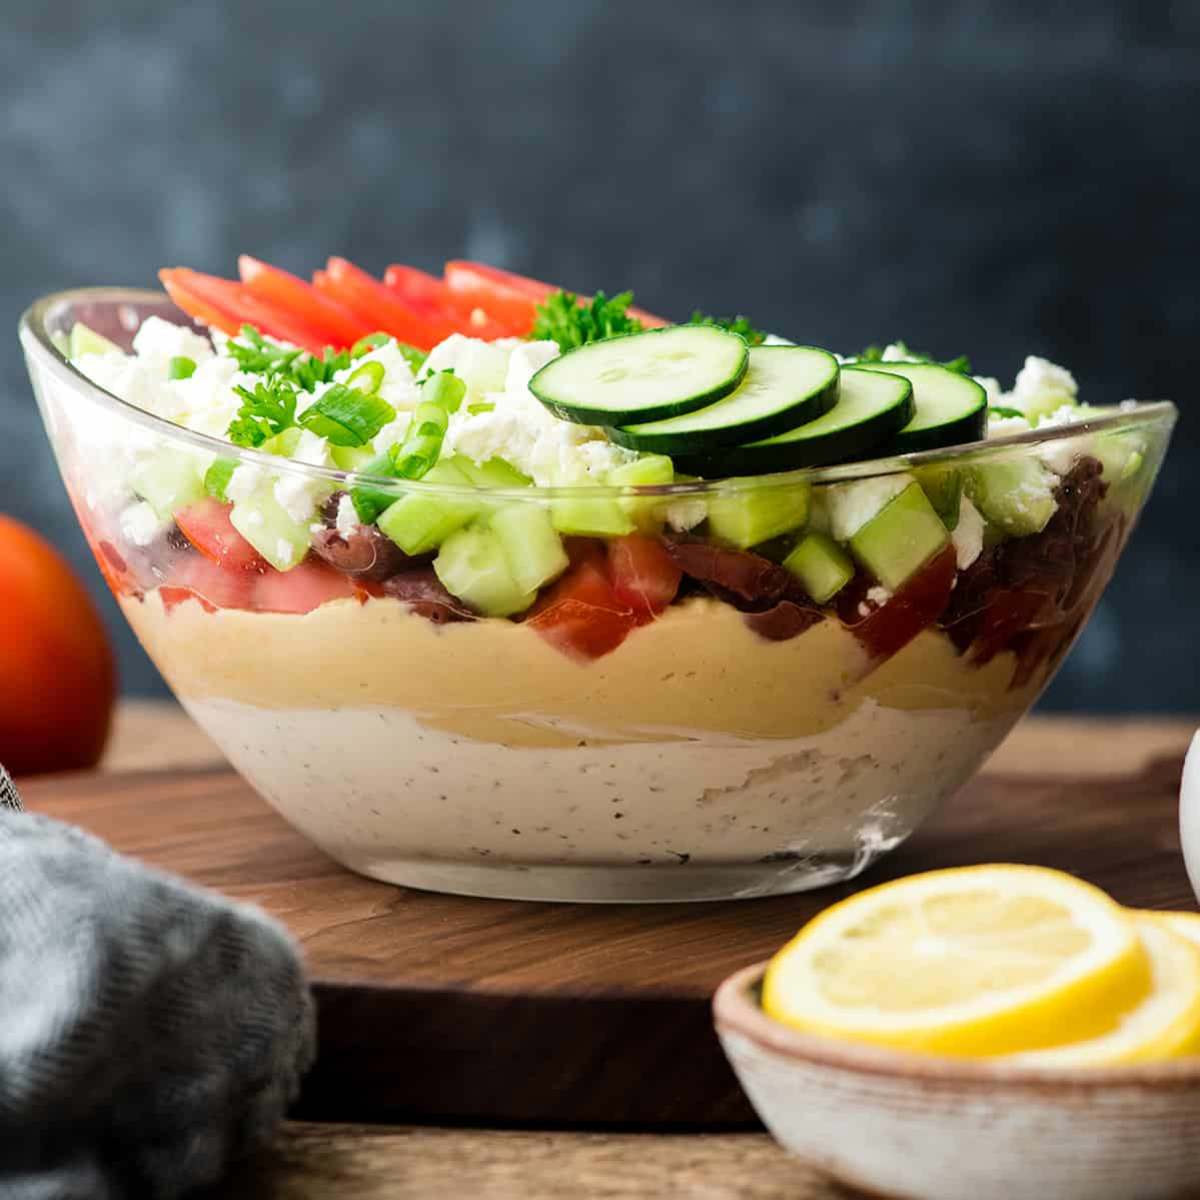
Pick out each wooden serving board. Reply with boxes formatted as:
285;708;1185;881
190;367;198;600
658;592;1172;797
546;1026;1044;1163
21;753;1194;1129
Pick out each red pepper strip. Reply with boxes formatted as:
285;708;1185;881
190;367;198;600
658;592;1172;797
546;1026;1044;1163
384;263;518;339
238;255;372;347
315;258;461;351
160;267;334;353
159;268;242;337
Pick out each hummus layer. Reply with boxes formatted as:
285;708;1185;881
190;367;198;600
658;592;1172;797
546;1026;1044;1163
121;593;1036;749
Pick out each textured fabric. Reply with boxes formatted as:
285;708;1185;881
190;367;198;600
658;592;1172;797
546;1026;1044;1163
0;807;315;1199
0;767;20;812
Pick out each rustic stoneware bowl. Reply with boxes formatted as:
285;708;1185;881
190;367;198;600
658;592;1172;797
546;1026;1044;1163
714;962;1200;1200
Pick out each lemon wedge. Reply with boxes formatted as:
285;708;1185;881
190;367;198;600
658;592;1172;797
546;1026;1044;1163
1157;910;1200;951
762;864;1151;1057
1007;914;1200;1065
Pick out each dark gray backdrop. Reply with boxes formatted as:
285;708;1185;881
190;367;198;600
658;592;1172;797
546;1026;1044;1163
2;1;1196;708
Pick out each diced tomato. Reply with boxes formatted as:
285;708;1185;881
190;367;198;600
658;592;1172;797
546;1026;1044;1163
384;263;516;340
90;538;140;598
315;258;461;350
526;560;637;661
238;255;371;347
160;268;334;353
160;586;216;614
174;499;266;571
841;544;957;663
606;534;681;623
252;558;357;614
164;553;258;612
443;261;670;336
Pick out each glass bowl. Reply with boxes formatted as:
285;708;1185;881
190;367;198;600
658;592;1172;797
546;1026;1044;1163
19;288;1177;902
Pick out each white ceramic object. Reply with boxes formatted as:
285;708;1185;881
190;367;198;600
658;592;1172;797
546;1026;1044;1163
1179;732;1200;902
714;963;1200;1200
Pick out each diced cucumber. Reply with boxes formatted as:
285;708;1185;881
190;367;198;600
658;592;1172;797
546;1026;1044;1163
706;479;810;549
131;451;206;521
454;456;533;489
260;428;302;457
610;346;839;453
967;458;1058;536
530;325;749;425
231;485;313;571
434;525;536;618
551;494;636;537
861;362;987;453
823;474;912;542
376;459;480;555
783;532;855;604
331;444;376;472
609;453;676;531
491;504;569;592
849;482;949;590
69;322;121;359
913;464;963;531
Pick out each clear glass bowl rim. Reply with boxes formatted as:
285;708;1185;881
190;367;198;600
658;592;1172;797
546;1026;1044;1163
20;286;1179;501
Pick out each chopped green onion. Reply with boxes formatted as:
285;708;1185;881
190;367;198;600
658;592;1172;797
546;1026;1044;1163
168;355;196;380
395;343;428;372
351;332;392;358
350;453;402;524
204;458;237;502
988;405;1025;420
297;384;396;447
421;370;467;414
390;401;450;479
346;360;385;395
466;402;495;415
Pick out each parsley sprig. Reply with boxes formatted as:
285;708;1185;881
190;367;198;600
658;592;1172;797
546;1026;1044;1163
227;325;351;392
530;290;644;351
228;379;299;448
688;312;767;346
855;341;971;375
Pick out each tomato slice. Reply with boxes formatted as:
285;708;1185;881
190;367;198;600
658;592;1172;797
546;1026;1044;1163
160;268;334;353
606;534;681;623
384;263;516;339
443;261;669;335
164;553;258;612
526;560;637;660
238;255;371;347
315;258;460;350
252;559;358;614
175;499;266;571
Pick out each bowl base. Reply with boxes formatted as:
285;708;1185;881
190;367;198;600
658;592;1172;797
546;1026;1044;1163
328;847;891;903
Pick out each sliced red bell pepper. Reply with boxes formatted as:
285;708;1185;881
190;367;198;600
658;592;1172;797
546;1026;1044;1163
174;499;266;571
606;534;681;623
526;559;638;661
160;268;334;353
159;269;241;337
315;258;460;350
238;255;371;347
384;263;517;339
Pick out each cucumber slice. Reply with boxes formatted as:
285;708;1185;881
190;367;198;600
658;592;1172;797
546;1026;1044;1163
677;366;913;477
491;504;569;593
609;346;839;453
376;460;480;555
706;480;810;549
69;322;121;359
861;362;987;453
131;451;206;521
530;326;749;426
848;482;949;590
783;531;855;604
231;485;313;571
966;458;1058;536
434;525;536;618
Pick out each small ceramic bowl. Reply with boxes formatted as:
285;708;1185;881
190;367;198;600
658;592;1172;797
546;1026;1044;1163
714;962;1200;1200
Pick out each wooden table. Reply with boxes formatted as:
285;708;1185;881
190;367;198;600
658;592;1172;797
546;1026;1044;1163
94;704;1194;1199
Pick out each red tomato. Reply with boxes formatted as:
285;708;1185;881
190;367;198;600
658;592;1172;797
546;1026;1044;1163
160;268;334;353
165;552;258;612
238;255;371;347
606;534;681;623
174;499;266;571
252;559;357;614
841;544;957;663
0;515;115;775
315;258;460;350
443;261;669;334
526;560;637;661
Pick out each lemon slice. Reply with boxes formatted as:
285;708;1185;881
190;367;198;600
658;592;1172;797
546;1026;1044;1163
762;864;1151;1057
1008;914;1200;1065
1157;910;1200;951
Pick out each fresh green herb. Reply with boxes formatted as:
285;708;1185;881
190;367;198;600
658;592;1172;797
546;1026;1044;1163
688;312;767;346
168;355;196;380
988;405;1024;420
227;379;299;448
290;347;352;392
226;325;350;392
855;341;971;375
421;370;467;414
297;384;396;447
203;457;237;502
346;361;385;395
396;342;429;372
466;402;495;415
390;402;450;479
351;331;428;373
530;289;644;351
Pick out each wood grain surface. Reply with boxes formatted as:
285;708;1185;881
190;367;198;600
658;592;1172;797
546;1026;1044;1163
20;713;1198;1131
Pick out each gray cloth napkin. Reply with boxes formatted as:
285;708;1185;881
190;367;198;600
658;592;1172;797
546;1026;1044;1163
0;769;315;1199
